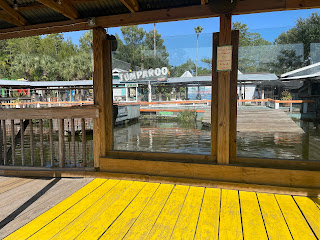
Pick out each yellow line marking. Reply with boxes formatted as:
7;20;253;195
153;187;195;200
147;185;189;240
276;194;316;240
194;188;220;240
171;186;204;240
123;184;174;240
257;193;293;240
239;191;268;240
4;178;106;240
294;196;320;239
219;189;242;240
28;179;120;239
99;183;160;239
51;180;132;240
75;181;146;240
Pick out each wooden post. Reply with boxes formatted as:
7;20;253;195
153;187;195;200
2;120;7;165
39;119;44;166
216;14;232;165
58;118;65;168
20;119;25;166
29;119;34;166
49;119;54;167
71;118;76;167
93;27;113;168
10;120;15;165
81;118;87;167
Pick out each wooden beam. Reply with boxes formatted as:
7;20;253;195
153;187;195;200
93;27;113;168
37;0;79;20
217;14;232;165
0;0;28;26
0;105;99;120
0;11;22;26
1;0;320;40
120;0;139;13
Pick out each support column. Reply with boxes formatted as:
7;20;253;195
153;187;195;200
217;14;232;165
148;81;152;102
93;27;113;168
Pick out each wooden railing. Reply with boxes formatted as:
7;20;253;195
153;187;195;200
0;105;99;168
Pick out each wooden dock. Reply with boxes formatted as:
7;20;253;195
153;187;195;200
203;107;304;133
2;177;320;239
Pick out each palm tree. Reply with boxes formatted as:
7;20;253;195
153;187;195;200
194;26;203;77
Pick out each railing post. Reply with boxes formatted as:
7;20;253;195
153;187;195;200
93;27;113;169
290;103;293;113
303;102;308;113
275;102;280;109
58;118;65;168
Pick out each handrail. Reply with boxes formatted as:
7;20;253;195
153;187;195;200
140;109;205;113
0;105;99;120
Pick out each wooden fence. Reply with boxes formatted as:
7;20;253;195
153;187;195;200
0;105;99;168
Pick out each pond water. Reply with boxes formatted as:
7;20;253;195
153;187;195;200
114;119;320;161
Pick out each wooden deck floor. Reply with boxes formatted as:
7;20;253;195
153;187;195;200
203;107;304;133
1;177;320;239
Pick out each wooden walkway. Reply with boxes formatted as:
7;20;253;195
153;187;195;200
203;107;304;133
2;177;320;239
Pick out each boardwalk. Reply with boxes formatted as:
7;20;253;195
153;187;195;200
203;107;304;133
1;177;320;239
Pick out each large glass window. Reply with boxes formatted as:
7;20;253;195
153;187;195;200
112;27;213;154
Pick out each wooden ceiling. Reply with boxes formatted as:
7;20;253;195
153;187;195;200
0;0;319;40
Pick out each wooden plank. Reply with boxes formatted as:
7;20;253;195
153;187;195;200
37;0;79;19
4;178;106;240
0;178;33;194
49;119;54;167
294;196;320;238
29;120;34;166
276;194;316;239
0;12;23;26
123;184;174;239
99;182;160;239
71;118;76;167
51;180;132;239
211;32;219;160
39;119;44;167
58;119;65;168
28;179;119;239
81;118;86;167
194;188;220;240
146;185;189;239
219;189;242;239
10;120;15;166
217;14;232;165
93;27;113;168
2;120;7;165
170;186;204;240
20;120;25;166
229;30;239;162
0;105;99;120
239;191;268;240
257;193;293;239
120;0;139;13
0;0;28;25
75;181;146;240
106;151;214;163
99;158;320;189
0;178;92;239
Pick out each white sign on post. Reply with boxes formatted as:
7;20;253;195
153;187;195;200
217;45;233;71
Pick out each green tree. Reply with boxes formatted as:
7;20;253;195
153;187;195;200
194;26;203;76
275;12;320;63
268;49;304;75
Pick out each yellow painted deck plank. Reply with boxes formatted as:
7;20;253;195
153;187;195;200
219;189;242;240
123;184;174;240
171;186;204;240
276;195;316;240
294;196;320;238
28;179;120;240
75;181;146;240
257;193;293;240
146;185;189;240
194;188;221;240
4;178;104;240
99;183;160;239
50;180;133;240
239;191;268;240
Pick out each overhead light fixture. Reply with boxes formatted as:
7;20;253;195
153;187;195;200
13;0;18;10
88;18;96;27
57;0;62;5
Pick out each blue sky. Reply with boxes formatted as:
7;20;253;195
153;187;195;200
63;8;320;67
